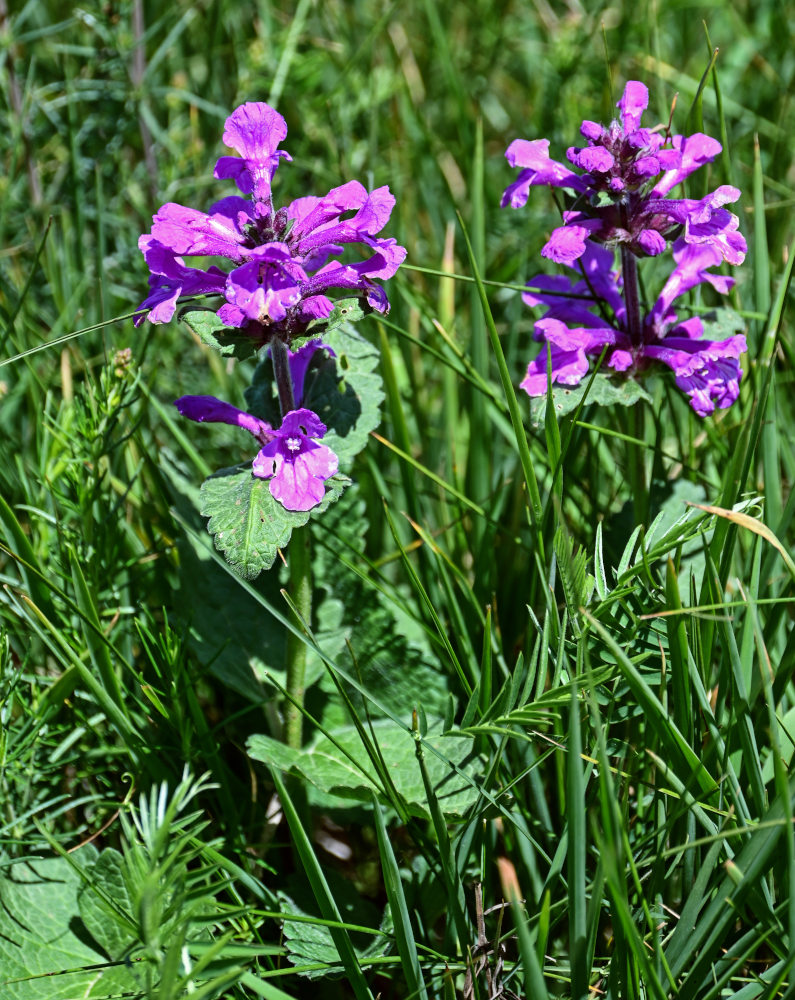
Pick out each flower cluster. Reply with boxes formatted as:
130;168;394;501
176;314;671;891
520;240;746;416
137;103;405;341
138;102;405;511
503;80;747;416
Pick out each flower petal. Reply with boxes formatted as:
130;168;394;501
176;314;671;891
653;133;723;196
174;395;273;440
295;185;398;256
616;81;649;134
520;345;590;396
287;340;335;405
149;202;249;260
135;237;226;325
224;246;306;324
214;102;292;203
542;224;596;265
501;139;588;208
252;407;338;510
567;145;614;173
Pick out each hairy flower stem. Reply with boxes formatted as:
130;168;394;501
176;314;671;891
619;244;648;520
270;336;296;417
284;526;312;750
621;246;643;347
273;335;312;750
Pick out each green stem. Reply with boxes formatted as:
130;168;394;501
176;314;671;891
284;526;312;749
628;404;649;526
620;245;642;347
270;335;296;417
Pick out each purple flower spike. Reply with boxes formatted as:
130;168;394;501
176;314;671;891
137;101;404;338
518;238;746;418
504;78;746;418
502;79;740;265
252;408;338;511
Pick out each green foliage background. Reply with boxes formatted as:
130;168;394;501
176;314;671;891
1;0;794;997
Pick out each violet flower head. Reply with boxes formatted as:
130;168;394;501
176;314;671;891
175;341;339;511
136;102;406;342
519;240;747;417
174;396;337;512
502;80;746;267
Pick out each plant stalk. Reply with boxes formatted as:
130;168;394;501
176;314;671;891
620;245;643;347
270;336;296;417
284;526;312;749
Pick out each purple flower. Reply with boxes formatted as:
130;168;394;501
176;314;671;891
252;409;338;511
137;102;405;341
175;340;338;509
520;240;747;417
174;396;337;512
502;80;746;267
134;237;227;326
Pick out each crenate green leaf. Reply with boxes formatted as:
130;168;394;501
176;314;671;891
248;718;481;819
77;848;137;961
528;373;652;428
310;490;449;730
298;295;371;344
699;306;746;341
200;467;350;579
0;850;139;999
180;307;263;362
276;887;391;979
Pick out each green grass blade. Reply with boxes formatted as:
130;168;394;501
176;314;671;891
456;211;545;558
372;792;429;1000
268;767;374;1000
567;679;587;1000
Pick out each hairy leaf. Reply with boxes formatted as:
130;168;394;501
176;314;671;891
528;373;653;428
0;850;138;999
277;883;390;979
78;848;137;962
248;718;481;818
699;306;746;340
200;467;349;579
309;489;450;728
180;307;263;362
299;296;371;344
